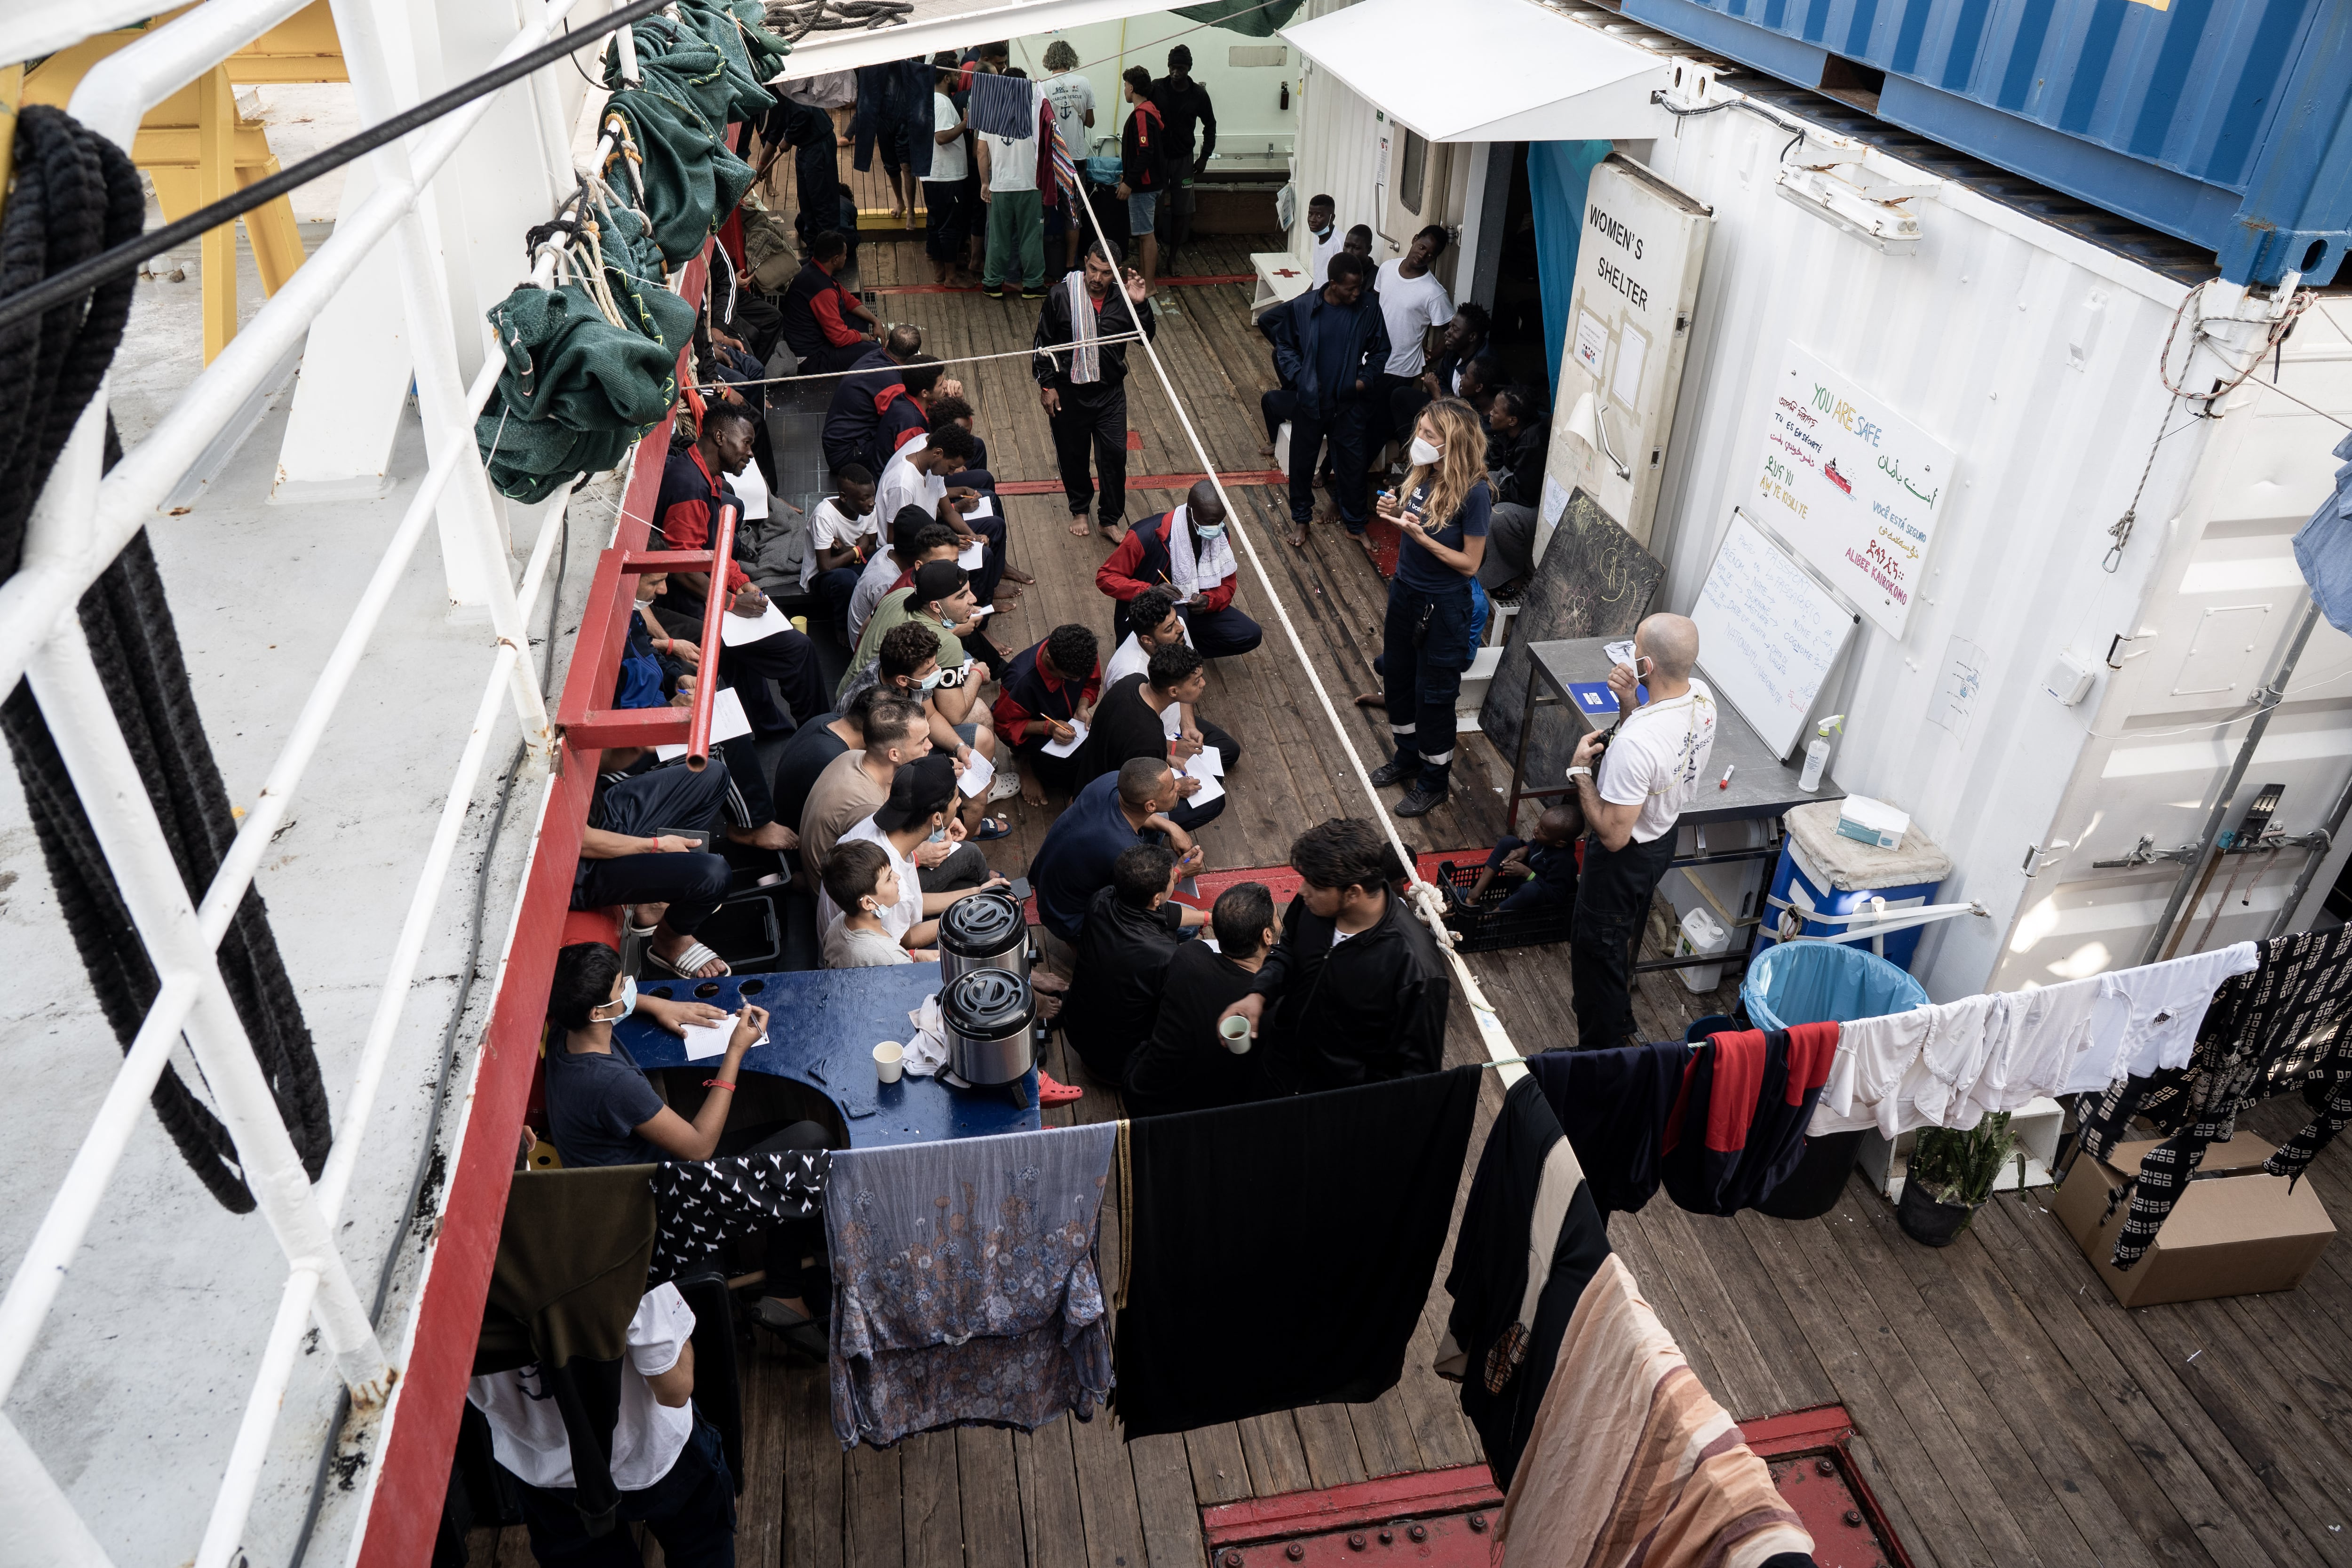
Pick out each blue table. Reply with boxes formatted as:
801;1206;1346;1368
619;967;1041;1148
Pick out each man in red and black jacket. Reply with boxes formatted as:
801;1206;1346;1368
780;230;877;375
1095;478;1263;658
652;404;830;737
875;358;949;458
991;623;1102;804
822;323;923;476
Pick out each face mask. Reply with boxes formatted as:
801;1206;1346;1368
595;975;636;1024
919;667;945;692
927;825;948;844
1312;222;1332;240
1195;523;1226;541
1408;436;1442;466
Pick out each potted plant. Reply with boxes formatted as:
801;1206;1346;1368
1897;1113;2019;1247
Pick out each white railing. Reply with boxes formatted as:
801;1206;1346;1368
0;0;621;1561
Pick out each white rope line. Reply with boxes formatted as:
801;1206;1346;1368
1053;191;1529;1079
689;332;1147;393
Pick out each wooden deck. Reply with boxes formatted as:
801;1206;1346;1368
471;232;2352;1568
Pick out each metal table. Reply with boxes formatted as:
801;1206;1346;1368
617;966;1040;1148
1503;637;1845;975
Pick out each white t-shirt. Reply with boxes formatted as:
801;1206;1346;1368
1593;680;1717;844
1374;259;1454;376
467;1284;696;1492
1103;625;1193;689
1041;73;1095;160
815;817;924;939
847;548;906;645
929;93;969;183
1307;227;1343;287
985;126;1040;191
803;496;879;588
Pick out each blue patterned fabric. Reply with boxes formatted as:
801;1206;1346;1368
825;1123;1117;1448
2295;430;2352;634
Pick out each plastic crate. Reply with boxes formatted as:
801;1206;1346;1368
1435;861;1576;954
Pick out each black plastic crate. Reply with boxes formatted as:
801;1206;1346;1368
699;884;785;970
1434;861;1576;954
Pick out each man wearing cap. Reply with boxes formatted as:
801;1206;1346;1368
1095;478;1263;657
811;754;1009;950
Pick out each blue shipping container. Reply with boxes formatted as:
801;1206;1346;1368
1622;0;2352;287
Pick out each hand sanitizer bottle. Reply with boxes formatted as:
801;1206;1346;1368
1800;715;1843;792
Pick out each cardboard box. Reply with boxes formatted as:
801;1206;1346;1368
2053;1132;2335;1307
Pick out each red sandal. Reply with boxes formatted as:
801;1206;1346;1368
1037;1070;1085;1106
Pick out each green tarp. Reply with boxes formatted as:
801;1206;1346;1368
599;18;758;265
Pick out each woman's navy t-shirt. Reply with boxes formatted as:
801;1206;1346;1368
1392;476;1491;593
545;1035;667;1167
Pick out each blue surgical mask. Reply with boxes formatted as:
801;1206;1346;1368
1195;523;1226;541
596;975;637;1023
920;667;945;692
927;825;948;844
1312;223;1333;240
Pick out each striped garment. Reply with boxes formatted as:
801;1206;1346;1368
1496;1253;1812;1568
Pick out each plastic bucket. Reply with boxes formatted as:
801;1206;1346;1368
1741;939;1928;1033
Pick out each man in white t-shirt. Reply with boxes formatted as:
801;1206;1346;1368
924;69;972;285
1565;613;1716;1051
1040;43;1097;272
802;465;878;643
1372;223;1456;453
976;72;1048;299
469;1283;737;1562
1303;193;1342;286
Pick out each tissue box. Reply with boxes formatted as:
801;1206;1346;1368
1836;795;1910;850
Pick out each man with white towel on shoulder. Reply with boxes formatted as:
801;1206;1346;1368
1034;241;1156;542
1095;478;1264;657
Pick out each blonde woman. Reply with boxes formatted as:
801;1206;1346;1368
1367;398;1490;815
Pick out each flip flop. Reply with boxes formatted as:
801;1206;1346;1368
647;940;730;979
971;815;1013;841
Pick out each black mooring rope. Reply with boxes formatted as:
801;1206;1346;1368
0;105;332;1210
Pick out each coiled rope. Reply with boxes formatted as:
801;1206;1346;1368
0;106;333;1210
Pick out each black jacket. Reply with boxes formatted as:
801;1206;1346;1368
1148;77;1216;175
1259;286;1390;417
1062;886;1188;1087
1486;417;1549;509
1249;888;1450;1090
821;344;902;472
1033;278;1158;395
1125;940;1264;1117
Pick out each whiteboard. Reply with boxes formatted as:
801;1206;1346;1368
1690;509;1860;757
1750;343;1957;639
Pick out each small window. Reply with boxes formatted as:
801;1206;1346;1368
1399;128;1428;216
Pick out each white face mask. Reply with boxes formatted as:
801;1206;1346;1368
1408;436;1442;466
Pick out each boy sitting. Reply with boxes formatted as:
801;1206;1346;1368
820;839;919;967
1454;801;1583;915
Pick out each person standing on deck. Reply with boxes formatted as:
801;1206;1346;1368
1039;41;1097;274
1367;398;1488;818
1304;193;1343;286
1370;225;1456;459
1034;241;1157;542
1148;47;1216;274
1565;613;1716;1052
1114;66;1167;290
1258;252;1389;550
1095;478;1263;657
977;69;1048;300
923;65;974;285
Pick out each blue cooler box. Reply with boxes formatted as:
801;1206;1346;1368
1753;799;1951;973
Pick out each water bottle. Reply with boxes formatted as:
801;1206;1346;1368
1799;715;1843;792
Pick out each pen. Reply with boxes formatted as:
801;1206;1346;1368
1718;765;1736;790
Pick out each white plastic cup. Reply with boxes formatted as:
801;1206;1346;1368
873;1041;905;1084
1218;1015;1253;1055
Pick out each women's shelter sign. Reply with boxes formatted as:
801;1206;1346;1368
1753;343;1954;639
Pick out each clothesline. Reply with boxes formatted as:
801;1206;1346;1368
688;331;1148;395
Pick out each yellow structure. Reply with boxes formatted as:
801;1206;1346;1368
24;3;347;363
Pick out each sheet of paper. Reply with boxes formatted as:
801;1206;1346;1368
1610;321;1649;409
957;750;996;799
970;603;996;618
962;493;997;522
1181;768;1226;807
735;472;770;521
680;1019;735;1061
1573;310;1609;379
1186;744;1224;778
1041;720;1089;759
719;599;789;648
1540;474;1571;529
957;541;986;570
656;686;752;761
1160;700;1183;739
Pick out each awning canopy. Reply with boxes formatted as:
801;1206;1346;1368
1280;0;1675;143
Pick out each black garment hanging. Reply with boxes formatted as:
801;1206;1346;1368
1438;1077;1611;1490
1525;1041;1690;1218
1112;1067;1480;1439
649;1148;827;1281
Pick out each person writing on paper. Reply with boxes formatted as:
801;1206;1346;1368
1102;586;1234;764
1125;881;1279;1117
1062;843;1193;1090
1565;613;1716;1052
840;558;993;709
802;465;879;645
1095;478;1264;658
1474;386;1549;598
850;509;947;647
1368;398;1489;817
832;625;1009;844
1029;757;1209;951
1086;643;1237;829
993;623;1102;805
800;697;929;888
1219;819;1449;1091
820;840;919;968
874;425;1007;608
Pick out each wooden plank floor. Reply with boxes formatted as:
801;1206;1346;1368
472;234;2352;1568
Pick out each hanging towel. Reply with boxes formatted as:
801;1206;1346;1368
825;1123;1116;1448
1526;1040;1692;1218
1113;1067;1480;1438
1061;268;1100;385
1661;1027;1838;1217
1438;1076;1613;1490
1048;117;1081;211
1494;1253;1812;1568
2075;924;2352;1268
967;72;1038;139
649;1149;827;1281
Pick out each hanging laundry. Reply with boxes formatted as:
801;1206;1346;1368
1438;1077;1613;1490
967;71;1040;139
1494;1253;1813;1568
1526;1040;1692;1218
1113;1067;1480;1439
1810;943;2259;1138
2293;429;2352;636
2074;925;2352;1268
826;1124;1116;1449
1662;1027;1838;1217
851;60;936;182
475;1166;660;1536
649;1148;828;1281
